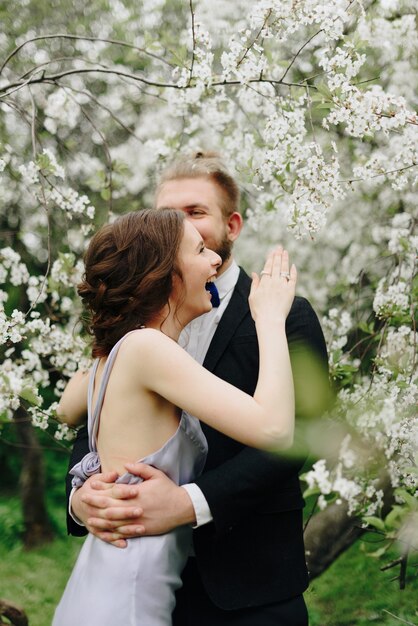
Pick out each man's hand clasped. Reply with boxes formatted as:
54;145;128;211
74;463;195;548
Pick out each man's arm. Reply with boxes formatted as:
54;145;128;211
66;425;90;536
194;296;330;533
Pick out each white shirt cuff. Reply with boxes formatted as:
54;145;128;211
181;483;213;528
68;486;86;527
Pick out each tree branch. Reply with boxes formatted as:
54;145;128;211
339;162;418;184
304;474;394;580
278;29;324;84
236;9;272;69
25;88;53;318
0;66;319;100
0;33;175;76
59;83;114;214
54;82;144;143
188;0;196;85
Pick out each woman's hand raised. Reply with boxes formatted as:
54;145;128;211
249;247;297;325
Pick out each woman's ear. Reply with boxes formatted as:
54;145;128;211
226;212;243;242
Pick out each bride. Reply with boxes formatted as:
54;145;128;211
53;207;297;626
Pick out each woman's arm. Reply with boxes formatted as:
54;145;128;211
56;369;90;427
134;249;297;450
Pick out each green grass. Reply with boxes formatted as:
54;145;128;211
0;494;84;626
0;496;417;626
306;540;418;626
0;538;83;626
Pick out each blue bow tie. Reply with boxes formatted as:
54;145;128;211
205;282;220;307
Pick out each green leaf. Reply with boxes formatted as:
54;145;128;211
100;187;111;201
363;516;385;532
358;321;373;334
112;160;130;176
310;93;326;103
368;544;390;559
394;489;418;510
0;411;11;424
316;82;333;99
302;486;321;498
58;251;76;269
19;387;41;406
384;506;405;530
35;152;51;171
315;102;333;110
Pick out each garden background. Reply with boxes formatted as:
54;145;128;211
0;0;416;624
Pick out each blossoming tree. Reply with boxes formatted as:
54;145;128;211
0;0;416;583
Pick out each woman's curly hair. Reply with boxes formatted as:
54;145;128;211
78;208;185;357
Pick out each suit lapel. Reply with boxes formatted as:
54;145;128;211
203;269;252;373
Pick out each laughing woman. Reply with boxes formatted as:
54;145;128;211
53;208;297;626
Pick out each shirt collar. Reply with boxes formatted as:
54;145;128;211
214;259;240;300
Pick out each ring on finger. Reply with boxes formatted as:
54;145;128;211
260;271;272;277
280;272;290;280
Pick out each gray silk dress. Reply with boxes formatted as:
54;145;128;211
53;332;208;626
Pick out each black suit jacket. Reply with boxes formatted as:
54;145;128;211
66;268;329;610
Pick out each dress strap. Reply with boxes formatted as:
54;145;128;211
87;330;141;452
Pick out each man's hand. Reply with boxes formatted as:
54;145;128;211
71;471;140;548
72;464;196;548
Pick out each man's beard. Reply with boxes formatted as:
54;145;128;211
215;233;233;265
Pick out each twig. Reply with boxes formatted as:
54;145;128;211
236;9;272;69
0;68;45;99
59;83;113;214
16;54;168;105
23;89;52;318
279;29;324;84
305;84;317;143
340;162;418;184
408;253;417;383
381;557;402;571
188;0;196;85
382;610;416;626
0;33;175;76
54;82;144;143
399;554;408;590
19;55;91;80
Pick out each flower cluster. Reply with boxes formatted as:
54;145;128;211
248;0;350;42
19;149;65;185
0;248;30;287
44;88;81;135
50;187;95;220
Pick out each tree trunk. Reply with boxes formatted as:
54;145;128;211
14;408;54;549
304;500;364;579
304;476;394;580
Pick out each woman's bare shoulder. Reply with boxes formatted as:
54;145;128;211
118;328;182;364
122;327;174;347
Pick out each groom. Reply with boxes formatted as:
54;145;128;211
66;151;329;625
